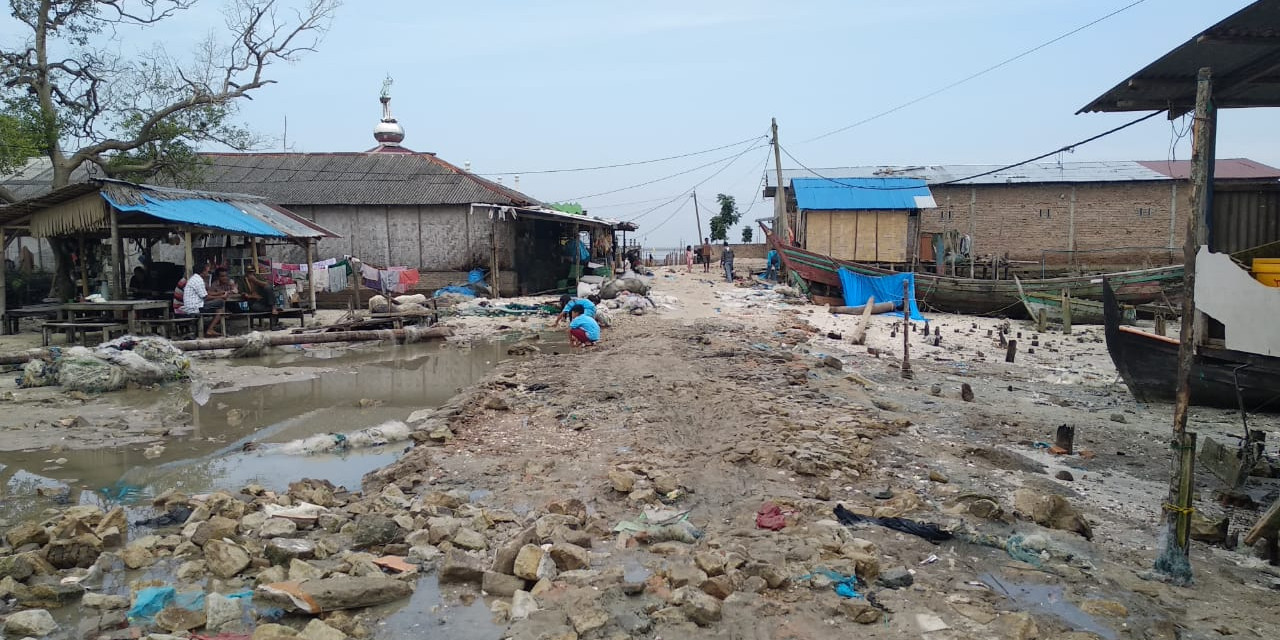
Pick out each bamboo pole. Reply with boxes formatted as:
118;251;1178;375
77;235;90;299
829;301;896;316
849;296;876;346
1061;288;1072;335
900;280;913;380
183;231;195;277
1159;66;1214;582
0;228;6;332
109;206;123;299
305;239;317;312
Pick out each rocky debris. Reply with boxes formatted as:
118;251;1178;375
548;542;590;571
514;544;558;581
1056;470;1076;481
205;539;252;578
265;537;317;565
352;514;403;548
674;586;723;626
439;549;484;584
257;577;413;614
300;618;349;640
259;518;299;538
1012;488;1093;539
928;469;949;483
511;590;539;620
877;566;914;589
4;608;58;636
83;592;130;610
252;623;299;639
205;592;245;632
7;521;50;548
483;570;528;596
840;600;883;624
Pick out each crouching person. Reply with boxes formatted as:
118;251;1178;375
568;306;601;347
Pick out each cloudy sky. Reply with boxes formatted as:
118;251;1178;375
22;0;1279;248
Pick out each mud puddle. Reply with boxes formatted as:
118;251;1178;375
0;337;559;523
982;573;1118;640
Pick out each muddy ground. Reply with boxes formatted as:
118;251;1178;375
1;265;1279;640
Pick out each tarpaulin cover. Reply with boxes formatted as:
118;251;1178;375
838;267;925;321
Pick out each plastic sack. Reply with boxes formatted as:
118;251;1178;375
128;586;176;622
468;269;487;284
433;285;476;299
58;347;127;393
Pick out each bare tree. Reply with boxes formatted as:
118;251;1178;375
1;0;339;295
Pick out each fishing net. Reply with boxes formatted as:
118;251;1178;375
58;347;128;393
19;357;59;388
1152;523;1194;585
24;336;191;393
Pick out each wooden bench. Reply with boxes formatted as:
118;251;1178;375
139;316;200;339
42;321;129;346
3;303;61;335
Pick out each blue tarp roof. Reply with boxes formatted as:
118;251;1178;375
101;192;287;237
838;267;926;321
792;177;936;211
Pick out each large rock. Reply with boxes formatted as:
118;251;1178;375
514;545;557;581
259;518;299;539
155;605;207;632
877;566;914;589
0;553;36;580
289;558;326;582
439;549;484;585
121;543;157;570
192;516;240;546
205;539;252;578
491;527;538;574
18;582;84;608
83;592;130;610
352;514;402;548
253;623;300;639
300;618;349;640
4;608;58;636
46;533;104;569
205;592;244;632
1012;489;1093;539
6;521;49;548
510;590;538;620
452;528;488;551
257;577;413;614
265;538;317;565
482;571;527;597
288;478;339;508
548;542;590;571
675;586;722;626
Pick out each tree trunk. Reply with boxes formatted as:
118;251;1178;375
46;161;77;301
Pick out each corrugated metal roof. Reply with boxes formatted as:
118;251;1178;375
185;152;542;207
766;159;1280;188
1138;158;1280;180
792;177;936;211
0;158;93;202
104;191;286;237
1080;0;1280;113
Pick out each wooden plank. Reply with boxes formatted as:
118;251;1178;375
1243;495;1280;546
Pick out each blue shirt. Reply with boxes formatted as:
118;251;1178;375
565;298;596;318
569;314;601;342
767;250;779;267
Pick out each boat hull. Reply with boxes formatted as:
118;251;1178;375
1102;280;1280;412
1023;293;1135;325
763;226;1182;316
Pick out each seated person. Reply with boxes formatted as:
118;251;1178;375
181;263;228;337
551;294;596;327
172;276;187;315
128;267;148;298
242;270;277;314
209;268;240;296
567;306;600;347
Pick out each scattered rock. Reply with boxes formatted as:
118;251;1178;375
205;539;252;578
1080;599;1129;618
840;600;882;624
257;577;413;613
928;469;949;483
961;383;975;402
259;518;299;538
482;571;527;597
1110;413;1127;424
675;586;722;626
83;592;130;610
700;575;734;600
205;592;244;632
352;514;403;548
155;604;207;632
994;612;1038;640
289;558;326;582
252;623;299;639
548;542;590;571
439;549;484;585
1012;489;1093;539
452;528;488;551
568;606;609;635
191;515;239;546
7;521;49;548
300;619;349;640
265;537;317;565
510;590;538;620
1056;470;1075;482
822;355;843;370
121;544;157;570
514;544;557;581
608;469;637;493
877;566;914;589
4;608;59;636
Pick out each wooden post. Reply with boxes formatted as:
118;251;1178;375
692;192;704;246
305;239;317;312
772;118;788;244
968;188;976;278
0;228;6;333
1055;425;1075;454
108;206;123;299
1161;66;1215;580
77;234;90;299
183;230;195;277
849;296;875;346
491;215;501;299
1155;313;1166;336
1036;308;1047;333
1061;289;1072;335
1005;339;1017;363
900;280;913;380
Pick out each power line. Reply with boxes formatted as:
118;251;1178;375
626;143;771;225
797;0;1151;144
473;135;764;175
565;139;770;202
781;109;1165;190
643;196;693;238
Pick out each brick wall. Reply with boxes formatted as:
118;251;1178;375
921;181;1190;268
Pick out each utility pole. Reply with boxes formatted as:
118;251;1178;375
1158;66;1215;585
692;192;704;244
772;118;788;243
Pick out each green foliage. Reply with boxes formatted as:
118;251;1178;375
709;194;740;242
0;97;48;176
741;226;753;243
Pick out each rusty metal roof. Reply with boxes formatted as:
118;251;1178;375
1138;158;1280;180
765;159;1280;188
1080;0;1280;113
187;152;542;207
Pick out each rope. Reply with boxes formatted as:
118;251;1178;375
1162;503;1195;516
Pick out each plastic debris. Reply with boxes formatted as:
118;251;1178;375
614;507;703;543
798;567;862;599
755;502;788;531
834;504;954;544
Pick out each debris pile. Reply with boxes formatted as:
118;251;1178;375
19;335;191;393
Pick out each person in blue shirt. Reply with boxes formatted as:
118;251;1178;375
552;294;596;327
567;306;601;346
765;249;779;281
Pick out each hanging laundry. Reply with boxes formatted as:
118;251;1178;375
328;266;348;293
398;269;419;289
360;264;381;290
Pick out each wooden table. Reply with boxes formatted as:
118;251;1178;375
2;303;61;335
57;300;172;334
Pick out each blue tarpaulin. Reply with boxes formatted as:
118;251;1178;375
838;267;925;321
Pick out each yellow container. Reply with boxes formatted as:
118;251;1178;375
1252;259;1280;286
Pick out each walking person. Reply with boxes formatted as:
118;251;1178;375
701;237;712;272
685;245;694;272
721;241;735;283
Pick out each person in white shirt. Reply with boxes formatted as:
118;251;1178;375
182;262;227;337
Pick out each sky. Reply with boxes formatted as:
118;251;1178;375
8;0;1280;249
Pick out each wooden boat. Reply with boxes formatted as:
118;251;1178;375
1013;275;1134;325
762;225;1183;317
1102;279;1280;412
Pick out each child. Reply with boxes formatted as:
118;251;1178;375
568;306;601;347
685;245;694;272
552;294;596;327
